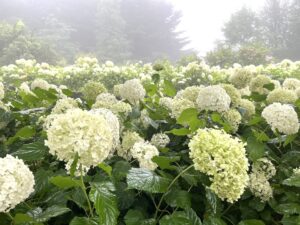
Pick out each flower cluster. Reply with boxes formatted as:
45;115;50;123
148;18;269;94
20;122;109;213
238;99;255;119
81;81;107;101
118;131;143;160
229;68;253;89
249;158;276;202
266;88;297;104
262;103;299;135
119;79;146;104
131;141;159;170
51;97;80;114
282;78;300;90
31;78;51;90
175;86;202;103
170;98;195;118
222;109;242;133
150;133;170;148
0;155;35;212
45;108;119;172
189;128;249;203
222;84;241;107
249;75;272;95
0;82;4;100
196;85;231;113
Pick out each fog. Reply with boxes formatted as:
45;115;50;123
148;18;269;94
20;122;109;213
0;0;299;66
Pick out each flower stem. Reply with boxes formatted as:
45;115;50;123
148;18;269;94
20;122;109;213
154;164;194;220
80;170;94;218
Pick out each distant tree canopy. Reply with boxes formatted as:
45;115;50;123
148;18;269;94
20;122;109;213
206;0;300;67
0;21;59;65
0;0;191;64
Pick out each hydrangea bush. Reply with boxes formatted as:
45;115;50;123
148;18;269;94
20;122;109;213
0;58;300;224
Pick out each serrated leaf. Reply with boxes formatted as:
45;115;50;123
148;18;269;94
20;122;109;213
160;210;202;225
70;217;98;225
163;80;176;97
167;128;190;136
89;182;119;225
98;162;112;177
124;210;145;225
165;189;191;209
238;220;265;225
152;156;180;170
275;203;300;215
127;168;171;193
112;161;131;181
7;126;36;145
177;108;198;125
205;188;218;215
203;216;226;225
14;214;34;224
283;175;300;187
281;215;300;225
50;176;81;189
247;136;265;161
34;205;71;222
11;141;47;161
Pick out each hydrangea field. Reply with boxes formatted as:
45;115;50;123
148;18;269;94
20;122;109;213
1;58;300;225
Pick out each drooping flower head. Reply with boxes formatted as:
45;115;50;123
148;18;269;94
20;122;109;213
0;155;35;212
189;128;249;203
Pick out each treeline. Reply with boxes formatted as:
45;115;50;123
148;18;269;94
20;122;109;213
0;0;191;65
206;0;300;67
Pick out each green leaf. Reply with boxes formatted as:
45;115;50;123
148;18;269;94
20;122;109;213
263;83;275;91
14;214;34;224
50;176;81;189
152;156;180;170
70;217;98;225
246;136;265;161
238;220;265;225
112;161;131;181
127;168;171;193
11;141;47;161
281;215;300;225
283;175;300;187
247;116;263;126
284;134;297;147
250;92;267;102
203;217;226;225
98;162;112;177
124;210;145;225
160;210;202;225
163;80;176;97
165;189;191;209
89;182;119;225
7;126;36;145
177;108;198;125
33;205;71;222
275;203;300;215
205;188;218;215
70;153;79;177
167;128;190;136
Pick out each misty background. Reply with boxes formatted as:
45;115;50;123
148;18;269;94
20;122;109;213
0;0;299;66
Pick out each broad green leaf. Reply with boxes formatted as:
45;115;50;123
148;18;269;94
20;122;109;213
250;92;267;102
11;141;47;161
69;153;79;177
70;217;98;225
112;161;131;181
263;83;275;91
89;182;119;225
247;116;263;126
34;205;71;222
14;214;34;224
50;176;81;189
98;162;112;177
284;134;297;146
152;156;180;170
205;188;218;215
127;168;171;193
246;136;265;161
160;210;202;225
167;128;190;136
7;126;36;145
203;217;226;225
275;203;300;215
283;175;300;187
281;215;300;225
177;108;198;125
238;220;265;225
163;80;176;97
124;210;145;225
165;189;191;209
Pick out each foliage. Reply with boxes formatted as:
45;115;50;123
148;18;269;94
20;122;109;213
0;58;300;225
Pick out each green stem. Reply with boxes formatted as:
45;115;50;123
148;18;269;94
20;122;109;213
80;171;94;218
154;164;194;220
6;212;14;222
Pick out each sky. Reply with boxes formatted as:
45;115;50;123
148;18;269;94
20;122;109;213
169;0;265;55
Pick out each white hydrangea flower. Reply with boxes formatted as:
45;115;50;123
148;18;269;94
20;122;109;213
0;155;35;212
252;158;276;180
170;98;195;119
159;97;173;110
229;68;253;89
283;78;300;91
150;133;170;148
0;82;4;100
51;97;79;114
196;85;231;113
249;75;272;95
175;86;202;103
238;99;256;120
19;82;32;94
266;88;297;104
249;172;273;202
222;109;242;133
262;103;299;135
119;79;146;104
118;131;143;160
189;128;249;203
45;108;116;171
131;141;159;170
31;79;50;90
